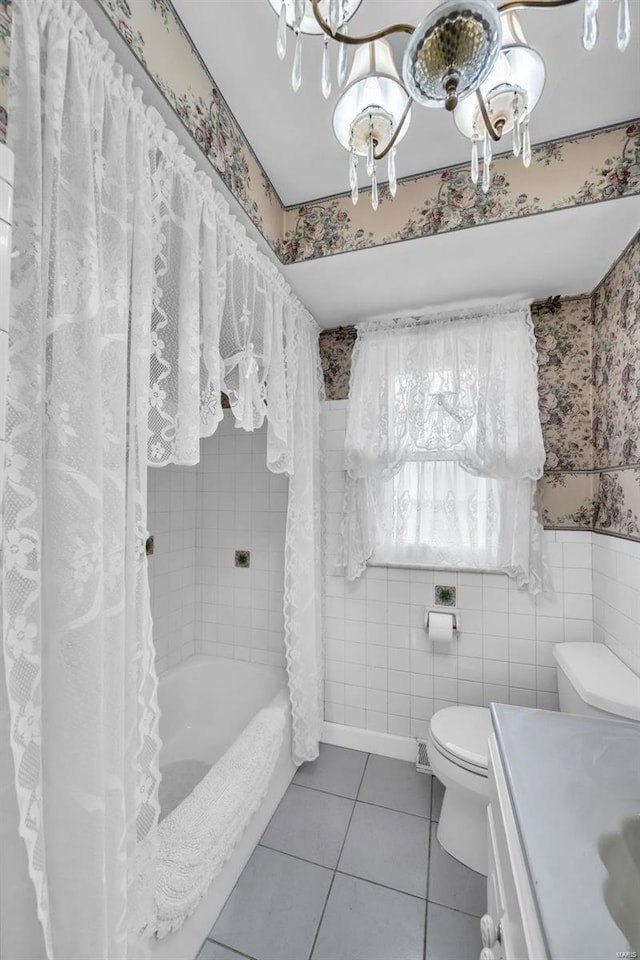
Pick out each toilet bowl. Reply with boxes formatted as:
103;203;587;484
427;705;492;876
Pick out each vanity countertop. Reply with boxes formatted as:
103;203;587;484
491;703;640;960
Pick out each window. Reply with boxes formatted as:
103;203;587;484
340;304;548;592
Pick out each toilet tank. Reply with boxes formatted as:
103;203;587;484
554;642;640;723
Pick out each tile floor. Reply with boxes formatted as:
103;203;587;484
198;744;484;960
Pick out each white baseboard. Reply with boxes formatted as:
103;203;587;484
321;721;417;762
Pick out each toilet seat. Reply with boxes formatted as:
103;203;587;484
429;705;491;777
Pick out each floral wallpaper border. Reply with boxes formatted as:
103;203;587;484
1;0;638;267
593;467;640;540
95;0;284;248
277;122;640;263
319;232;640;542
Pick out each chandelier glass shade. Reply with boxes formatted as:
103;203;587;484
270;0;634;208
402;0;503;110
333;40;412;207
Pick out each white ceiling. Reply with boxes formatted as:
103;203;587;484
281;197;640;326
173;0;640;205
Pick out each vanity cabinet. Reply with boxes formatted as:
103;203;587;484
485;703;640;960
481;734;547;960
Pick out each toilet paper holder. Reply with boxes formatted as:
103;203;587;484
425;609;460;635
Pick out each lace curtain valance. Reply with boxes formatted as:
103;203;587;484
148;157;296;472
345;304;545;481
340;304;548;590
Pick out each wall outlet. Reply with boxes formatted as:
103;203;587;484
435;584;456;607
235;550;250;568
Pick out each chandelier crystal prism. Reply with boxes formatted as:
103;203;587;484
333;40;412;209
268;0;634;206
453;11;545;185
269;0;363;89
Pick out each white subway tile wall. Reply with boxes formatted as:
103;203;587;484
593;532;640;677
195;414;288;668
147;412;288;675
147;404;639;715
323;400;598;737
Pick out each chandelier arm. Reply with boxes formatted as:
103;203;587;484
372;100;413;162
497;0;581;12
310;0;414;44
475;89;503;143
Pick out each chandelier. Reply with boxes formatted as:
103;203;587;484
268;0;633;207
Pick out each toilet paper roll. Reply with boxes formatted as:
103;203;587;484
428;611;455;644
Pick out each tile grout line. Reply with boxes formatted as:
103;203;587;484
306;752;372;960
305;865;337;960
258;842;341;874
292;778;432;819
423;777;436;960
207;939;256;960
426;895;485;921
336;868;432;904
256;842;438;905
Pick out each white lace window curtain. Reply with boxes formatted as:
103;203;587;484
3;1;323;957
341;304;548;591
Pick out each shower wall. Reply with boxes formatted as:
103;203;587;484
147;412;288;675
195;414;288;669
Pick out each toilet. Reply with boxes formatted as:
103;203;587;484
428;641;640;876
428;705;492;875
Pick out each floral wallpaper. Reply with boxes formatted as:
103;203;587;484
96;0;283;248
319;326;357;401
592;232;640;467
533;295;593;472
319;232;640;541
591;232;640;539
0;0;10;143
277;123;640;264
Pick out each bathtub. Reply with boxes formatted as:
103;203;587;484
149;655;295;960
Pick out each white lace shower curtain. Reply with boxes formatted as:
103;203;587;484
3;1;323;957
341;304;548;591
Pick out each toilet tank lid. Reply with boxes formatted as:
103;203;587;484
554;643;640;721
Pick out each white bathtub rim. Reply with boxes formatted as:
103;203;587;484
149;712;295;960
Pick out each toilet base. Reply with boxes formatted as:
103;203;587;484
437;779;488;876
